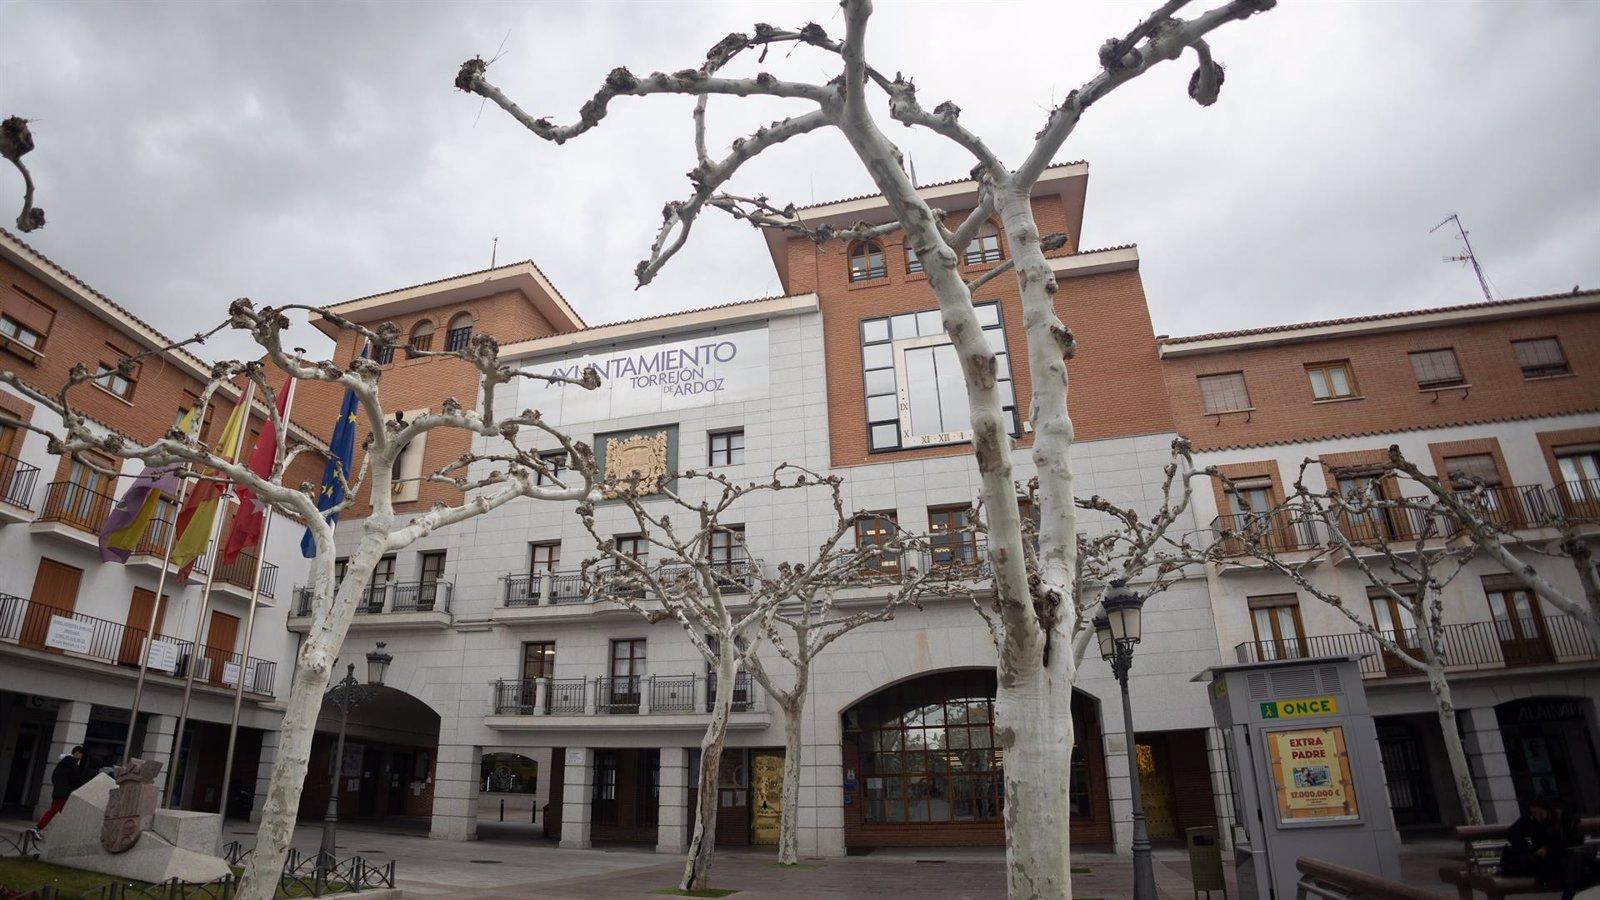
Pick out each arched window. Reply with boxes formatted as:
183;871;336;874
409;320;435;352
964;224;1003;266
905;244;923;274
446;312;474;352
848;240;886;282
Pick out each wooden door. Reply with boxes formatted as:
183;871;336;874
118;588;168;667
0;422;19;506
24;558;82;650
204;611;240;686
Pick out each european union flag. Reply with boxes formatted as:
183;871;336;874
301;362;362;558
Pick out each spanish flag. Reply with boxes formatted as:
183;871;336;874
172;395;250;580
97;410;195;563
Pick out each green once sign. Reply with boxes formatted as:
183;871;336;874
1259;696;1338;719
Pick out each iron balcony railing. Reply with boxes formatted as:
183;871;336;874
37;481;114;533
504;570;586;606
1551;478;1600;522
293;580;453;616
490;672;754;716
0;593;277;696
214;550;278;599
1233;614;1598;678
0;453;40;509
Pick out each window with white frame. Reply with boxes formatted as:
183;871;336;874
859;301;1016;451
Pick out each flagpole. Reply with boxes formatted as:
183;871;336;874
217;376;297;824
162;380;256;807
121;466;193;767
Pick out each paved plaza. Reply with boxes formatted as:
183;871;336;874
3;815;1480;898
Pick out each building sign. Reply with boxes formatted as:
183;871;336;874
44;616;94;654
1265;726;1359;823
1259;696;1338;720
518;327;769;427
221;662;241;687
144;640;180;674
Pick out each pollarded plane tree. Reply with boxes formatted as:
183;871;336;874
1;114;44;231
575;463;936;888
457;3;1274;894
1;302;598;900
1385;446;1600;648
1210;457;1490;824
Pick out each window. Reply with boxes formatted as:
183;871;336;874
859;677;1001;824
530;541;560;573
1409;349;1464;389
1225;478;1274;518
1441;453;1500;489
1512;337;1569;378
419;550;447;601
1197;372;1251;415
855;511;900;578
445;313;474;352
848;240;886;282
1306;360;1358;400
614;534;649;568
964;225;1003;265
860;301;1016;451
709;525;745;568
607;639;646;710
0;314;45;355
905;244;923;274
409;320;435;352
708;429;744;467
928;504;979;570
535;450;568;486
372;342;395;365
1556;446;1600;515
1483;580;1551;665
592;750;620;823
1335;471;1406;542
93;362;135;400
1248;595;1305;661
1368;589;1419;651
521;641;556;681
362;555;395;612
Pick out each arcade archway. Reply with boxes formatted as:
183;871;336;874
298;685;442;825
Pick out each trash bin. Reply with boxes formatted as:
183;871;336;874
1187;825;1227;898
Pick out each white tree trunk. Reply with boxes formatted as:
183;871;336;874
236;531;388;899
1424;659;1484;826
777;695;803;866
682;647;738;891
995;629;1078;899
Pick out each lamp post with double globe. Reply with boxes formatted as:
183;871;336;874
318;642;392;860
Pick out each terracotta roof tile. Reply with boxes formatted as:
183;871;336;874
794;160;1088;211
332;258;584;326
1163;288;1600;346
500;291;813;346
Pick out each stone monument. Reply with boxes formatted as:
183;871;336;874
40;760;232;884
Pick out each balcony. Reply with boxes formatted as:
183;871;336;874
0;593;277;697
288;580;453;630
30;481;114;545
489;672;758;729
1550;478;1600;522
504;570;586;606
209;549;279;603
0;453;40;521
1232;614;1598;679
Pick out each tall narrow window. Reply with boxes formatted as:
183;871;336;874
445;312;474;352
848;240;886;282
1248;595;1305;661
1335;471;1405;542
607;639;646;711
418;551;446;610
928;504;978;570
1409;349;1464;389
521;641;556;680
1484;581;1551;666
530;542;561;573
1512;337;1569;378
363;555;395;612
1555;446;1600;517
409;320;435;352
1306;361;1358;400
855;511;900;578
905;244;923;274
708;429;744;466
709;525;745;568
592;750;620;824
1197;372;1251;415
964;225;1003;265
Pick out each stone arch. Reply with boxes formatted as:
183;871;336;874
298;682;442;823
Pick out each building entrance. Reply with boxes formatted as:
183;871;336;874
1497;696;1600;814
750;751;783;846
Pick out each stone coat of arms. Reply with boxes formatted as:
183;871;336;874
101;758;162;854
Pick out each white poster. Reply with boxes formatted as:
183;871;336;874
44;616;94;654
518;327;769;426
221;662;241;687
144;639;180;674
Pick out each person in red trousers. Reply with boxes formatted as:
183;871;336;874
31;746;87;839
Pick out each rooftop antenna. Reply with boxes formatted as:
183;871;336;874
909;156;918;188
1430;213;1494;301
490;235;498;269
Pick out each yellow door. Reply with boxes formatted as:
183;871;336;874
751;752;784;845
1137;741;1178;839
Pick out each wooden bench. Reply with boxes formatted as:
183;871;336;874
1298;857;1452;900
1437;818;1600;899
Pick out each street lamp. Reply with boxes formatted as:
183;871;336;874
1095;580;1156;900
319;642;391;859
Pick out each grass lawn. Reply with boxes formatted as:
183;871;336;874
0;857;153;893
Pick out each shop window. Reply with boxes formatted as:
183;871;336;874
1512;337;1569;378
859;301;1015;451
1306;360;1358;400
1409;349;1464;389
848;240;886;282
1198;372;1251;415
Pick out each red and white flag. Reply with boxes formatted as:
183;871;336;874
222;377;295;565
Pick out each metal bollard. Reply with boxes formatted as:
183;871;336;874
500;798;505;822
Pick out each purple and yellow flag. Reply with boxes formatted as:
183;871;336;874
98;410;195;563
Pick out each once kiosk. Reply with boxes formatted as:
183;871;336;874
1195;655;1399;900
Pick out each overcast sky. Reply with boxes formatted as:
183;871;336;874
3;0;1597;362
